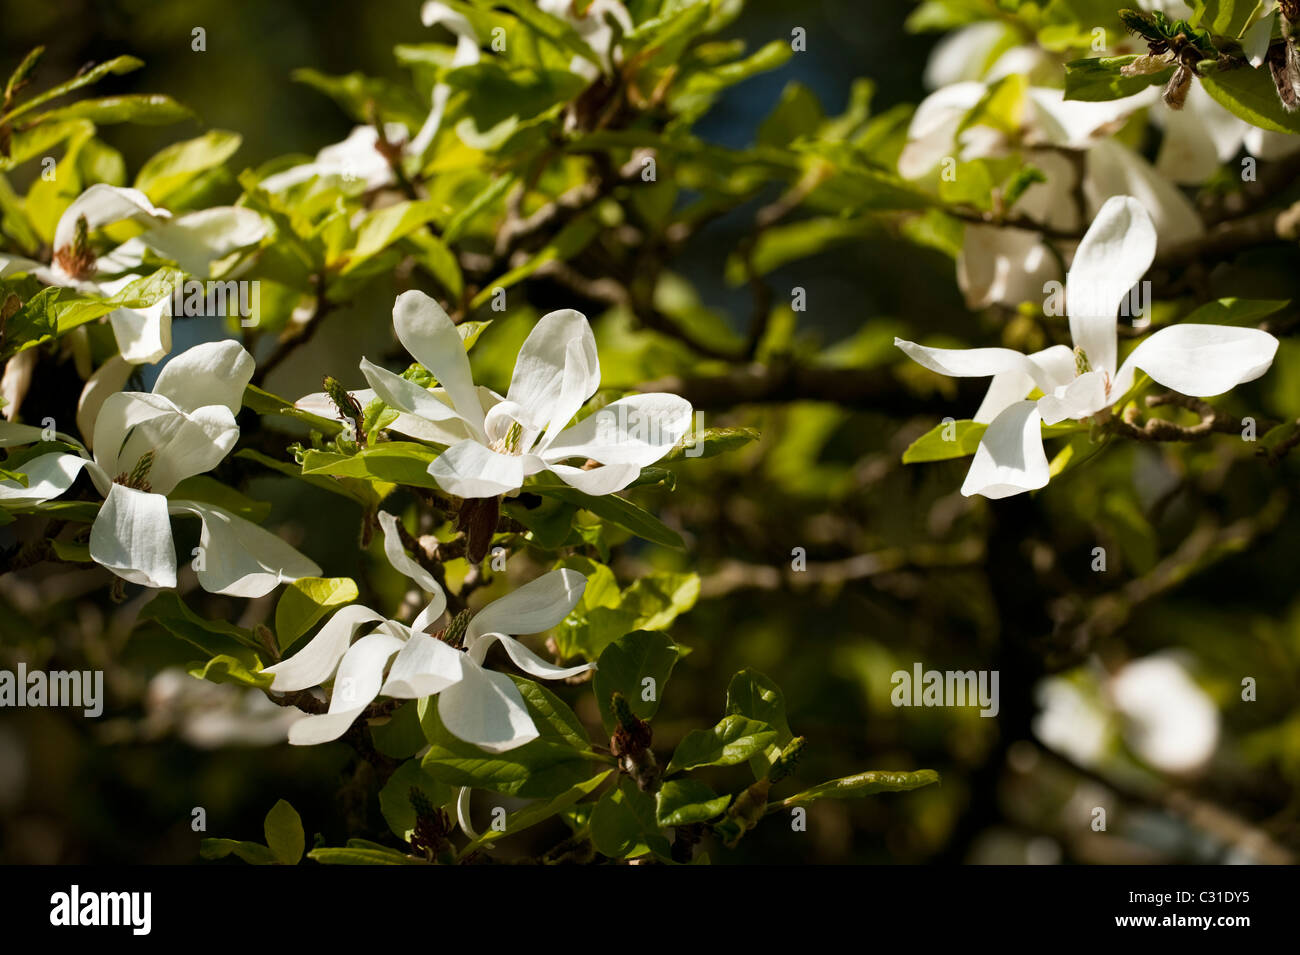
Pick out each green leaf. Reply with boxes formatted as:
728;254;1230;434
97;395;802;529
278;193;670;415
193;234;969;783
263;799;305;865
300;442;441;488
199;839;278;865
726;668;794;777
593;630;680;734
777;769;942;809
589;776;672;860
420;677;602;798
528;474;684;549
1191;0;1261;37
0;55;143;124
372;701;428;759
466;770;611;851
1064;56;1173;102
1177;297;1288;326
379;758;454;840
134;130;242;203
663;426;760;460
655;779;732;827
666;715;778;774
140;592;267;687
274;577;359;651
1202;65;1300;134
307;846;426;865
345;198;442;270
32;94;195;126
902;419;987;463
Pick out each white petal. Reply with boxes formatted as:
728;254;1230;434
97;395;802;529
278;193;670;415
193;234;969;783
168;500;322;597
1037;370;1111;425
0;254;50;279
1116;325;1279;397
466;568;587;642
436;660;538;753
151;340;255;414
897;82;986;179
377;510;449;626
1153;84;1245;185
0;452;88;505
895;338;1064;396
542;394;693;467
1084;139;1204;243
1066;195;1156;376
134;207;267;276
957;225;1059;310
427;439;539;498
454;786;478;840
92;392;238;495
1243;14;1275;69
546;461;642;495
960;400;1049;499
392;290;484;435
1027;87;1153;149
89;483;177;588
286;631;406;745
77;356;134;446
263;603;386;691
108;299;172;365
359;358;464;423
975;344;1075;423
506;310;600;437
53;184;170;254
380;627;465;698
474;632;593;681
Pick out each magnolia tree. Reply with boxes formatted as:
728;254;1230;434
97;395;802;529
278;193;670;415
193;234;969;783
1;0;1298;865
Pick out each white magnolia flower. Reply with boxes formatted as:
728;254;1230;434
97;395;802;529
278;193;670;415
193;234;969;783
895;196;1279;498
1034;652;1218;774
358;290;692;498
262;2;486;193
1153;81;1300;184
0;340;320;594
1111;655;1219;774
265;510;590;750
899;80;1203;310
536;0;632;78
1242;1;1283;68
0;184;266;364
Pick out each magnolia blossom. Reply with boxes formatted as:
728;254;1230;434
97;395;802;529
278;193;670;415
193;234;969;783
536;0;632;78
895;196;1279;498
1035;653;1218;774
0;184;265;365
1153;81;1300;184
265;510;590;750
900;75;1203;310
357;290;692;498
0;340;319;594
262;2;483;193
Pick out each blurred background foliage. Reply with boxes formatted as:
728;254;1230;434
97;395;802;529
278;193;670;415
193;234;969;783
1;0;1297;865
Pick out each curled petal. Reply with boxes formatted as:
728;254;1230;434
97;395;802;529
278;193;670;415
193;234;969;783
542;393;693;468
436;661;538;753
1115;325;1279;398
263;604;386;692
151;340;255;415
1066;195;1157;377
392;290;484;435
89;483;177;588
168;500;322;597
961;400;1049;499
286;631;406;745
380;626;465;698
0;452;89;505
506;310;599;437
427;439;542;498
467;567;587;643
